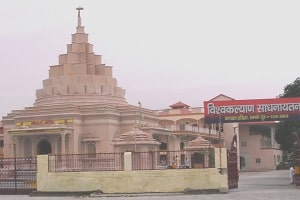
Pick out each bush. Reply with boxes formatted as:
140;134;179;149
276;161;290;170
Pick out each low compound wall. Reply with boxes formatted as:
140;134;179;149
37;148;228;194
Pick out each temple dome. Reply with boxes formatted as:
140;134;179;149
185;136;211;150
113;128;160;146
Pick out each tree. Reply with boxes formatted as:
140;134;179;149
275;77;300;152
278;77;300;98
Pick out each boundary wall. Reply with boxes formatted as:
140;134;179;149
37;148;228;194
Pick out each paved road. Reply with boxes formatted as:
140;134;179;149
0;170;299;200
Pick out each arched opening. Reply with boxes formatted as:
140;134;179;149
37;139;52;155
159;142;168;167
191;152;205;168
159;142;168;150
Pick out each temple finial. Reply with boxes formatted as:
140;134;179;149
76;6;84;27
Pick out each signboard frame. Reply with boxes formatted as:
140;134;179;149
204;97;300;123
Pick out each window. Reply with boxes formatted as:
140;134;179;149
180;124;185;131
0;140;3;147
159;142;167;150
180;142;185;150
256;158;261;164
87;143;96;154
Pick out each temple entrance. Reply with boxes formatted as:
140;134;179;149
37;139;52;155
191;152;204;168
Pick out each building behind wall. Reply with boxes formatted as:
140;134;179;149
152;101;225;168
155;94;283;171
238;122;282;171
155;101;224;150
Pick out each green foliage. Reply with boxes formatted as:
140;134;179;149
275;77;300;152
278;77;300;98
276;150;294;170
275;121;300;151
276;162;289;170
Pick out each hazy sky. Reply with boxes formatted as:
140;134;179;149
0;0;299;118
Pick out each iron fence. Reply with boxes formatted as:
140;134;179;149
0;157;37;194
0;157;36;170
132;149;215;170
49;152;124;172
48;149;215;172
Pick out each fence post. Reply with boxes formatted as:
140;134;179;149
36;155;49;192
37;155;49;174
124;152;132;171
13;143;17;192
214;148;228;174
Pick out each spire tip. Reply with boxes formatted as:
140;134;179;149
76;6;84;27
76;6;84;11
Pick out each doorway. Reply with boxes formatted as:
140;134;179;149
240;156;246;169
37;139;52;155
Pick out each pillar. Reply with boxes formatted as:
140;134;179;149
270;126;275;148
61;133;66;155
124;152;132;171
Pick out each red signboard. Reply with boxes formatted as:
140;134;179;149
204;97;300;123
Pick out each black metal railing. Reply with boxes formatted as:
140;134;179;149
49;152;124;172
48;149;215;172
132;149;215;170
0;157;37;194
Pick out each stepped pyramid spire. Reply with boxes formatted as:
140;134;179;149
34;8;126;106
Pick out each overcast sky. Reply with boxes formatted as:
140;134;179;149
0;0;299;118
